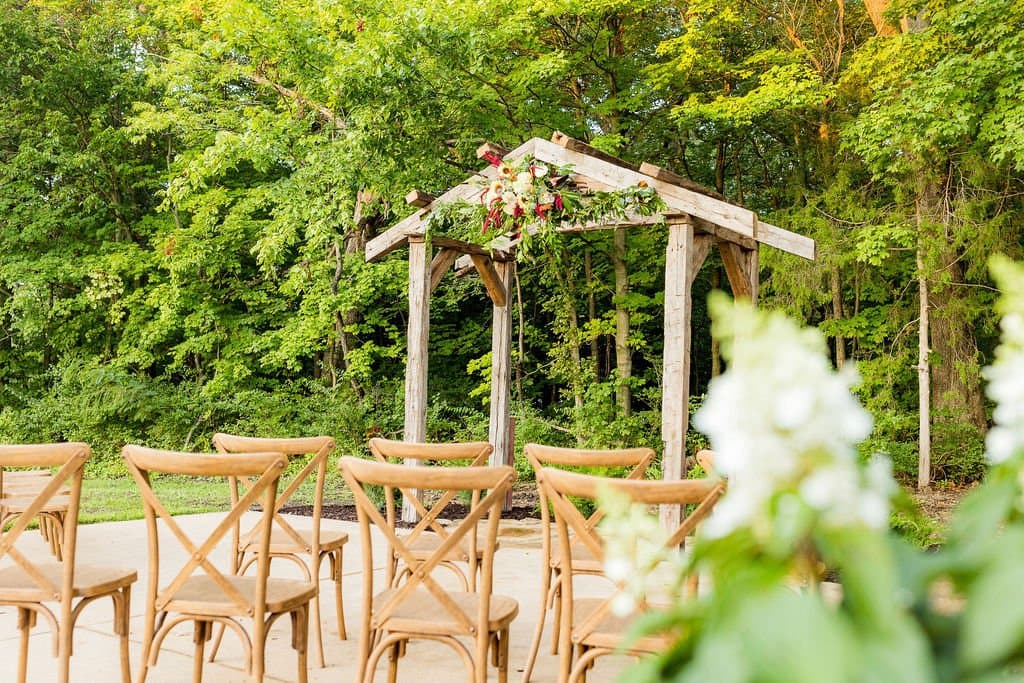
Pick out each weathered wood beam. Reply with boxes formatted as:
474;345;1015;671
429;236;513;260
693;218;758;250
402;236;431;522
719;241;756;300
429;248;458;292
531;138;815;260
405;189;435;208
487;260;513;511
550;131;640;172
365;139;537;262
469;254;508;307
690;235;713;287
661;216;697;528
638;162;733;205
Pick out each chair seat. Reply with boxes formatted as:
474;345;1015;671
0;563;136;602
165;575;315;617
0;494;71;513
571;598;672;652
373;587;519;635
550;537;602;574
400;531;496;563
240;527;348;554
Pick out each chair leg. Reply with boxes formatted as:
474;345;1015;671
117;587;132;683
136;604;156;683
551;573;562;655
310;563;326;668
192;620;211;683
291;605;310;683
17;607;35;683
387;640;401;683
521;567;553;683
497;627;511;683
332;548;347;640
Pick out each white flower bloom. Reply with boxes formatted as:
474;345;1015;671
692;296;889;543
610;592;636;617
530;163;548;178
983;266;1024;466
604;557;631;583
512;172;533;195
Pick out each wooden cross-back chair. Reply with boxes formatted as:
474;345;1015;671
204;434;347;670
123;445;315;683
339;456;518;683
0;443;136;683
368;437;494;590
519;443;655;683
0;468;71;560
538;467;724;683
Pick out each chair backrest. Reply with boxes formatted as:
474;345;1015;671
695;449;716;475
122;445;288;620
537;467;724;643
339;456;514;634
0;443;89;598
523;443;655;567
368;437;493;541
213;434;335;552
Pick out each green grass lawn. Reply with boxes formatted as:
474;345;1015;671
79;472;354;525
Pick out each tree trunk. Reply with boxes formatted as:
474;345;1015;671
916;239;931;491
710;267;722;378
831;265;846;368
929;252;987;430
584;247;600;376
612;227;631;416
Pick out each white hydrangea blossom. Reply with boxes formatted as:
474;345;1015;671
692;299;892;540
984;311;1024;464
598;486;683;616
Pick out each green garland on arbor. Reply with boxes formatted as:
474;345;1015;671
425;154;665;258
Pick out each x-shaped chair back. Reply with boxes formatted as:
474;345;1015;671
340;456;514;634
122;445;287;618
0;443;89;601
214;434;335;564
524;443;654;569
538;467;724;681
368;438;493;586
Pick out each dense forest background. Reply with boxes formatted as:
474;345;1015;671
1;0;1022;482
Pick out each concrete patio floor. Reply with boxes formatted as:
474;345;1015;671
0;513;631;682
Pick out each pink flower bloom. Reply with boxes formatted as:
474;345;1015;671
554;194;564;211
484;152;502;167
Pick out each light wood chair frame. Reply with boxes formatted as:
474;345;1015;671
519;443;655;683
123;444;314;683
0;443;136;683
339;455;518;683
205;434;346;670
539;467;724;683
368;437;494;590
0;468;71;560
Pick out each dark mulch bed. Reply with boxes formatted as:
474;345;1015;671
281;503;541;526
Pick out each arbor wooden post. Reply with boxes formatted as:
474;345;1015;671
488;261;514;511
661;217;697;528
403;236;430;522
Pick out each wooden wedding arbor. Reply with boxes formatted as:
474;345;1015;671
365;132;816;523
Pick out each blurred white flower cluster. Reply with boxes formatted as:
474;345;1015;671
984;309;1024;465
692;296;894;540
598;485;682;616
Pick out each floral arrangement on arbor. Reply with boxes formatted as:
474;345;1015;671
597;258;1024;682
426;153;663;257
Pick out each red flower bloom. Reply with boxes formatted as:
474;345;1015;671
554;194;564;211
483;152;503;167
